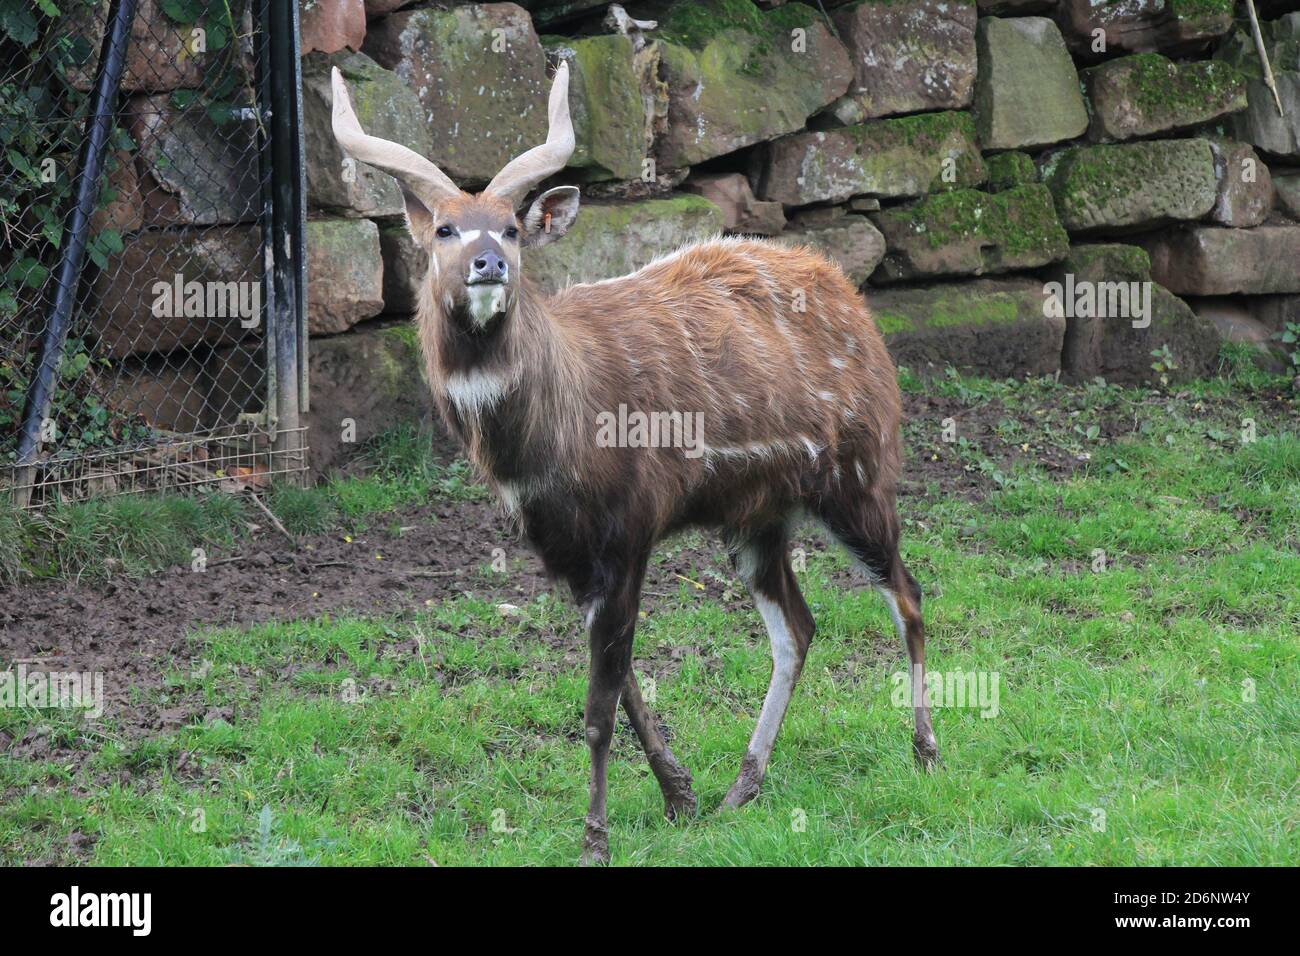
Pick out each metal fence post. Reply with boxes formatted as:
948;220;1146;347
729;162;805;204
11;0;138;507
266;0;307;483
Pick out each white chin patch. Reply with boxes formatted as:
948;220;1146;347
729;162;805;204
466;284;507;329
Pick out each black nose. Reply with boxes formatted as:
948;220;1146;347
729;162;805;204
470;251;508;282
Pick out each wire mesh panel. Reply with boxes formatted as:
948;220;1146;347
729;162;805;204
1;0;305;507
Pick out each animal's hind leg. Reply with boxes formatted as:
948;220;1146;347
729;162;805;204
722;523;816;808
818;488;940;770
620;670;697;821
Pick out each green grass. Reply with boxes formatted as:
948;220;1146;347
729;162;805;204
0;425;487;581
8;491;251;581
1;374;1297;865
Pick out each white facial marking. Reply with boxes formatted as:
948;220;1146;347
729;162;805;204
459;229;481;244
444;368;510;414
466;283;507;328
488;230;503;244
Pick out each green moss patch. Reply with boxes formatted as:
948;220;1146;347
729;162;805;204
846;111;987;194
1042;139;1217;232
984;151;1037;192
658;0;816;51
1083;53;1246;140
871;185;1068;280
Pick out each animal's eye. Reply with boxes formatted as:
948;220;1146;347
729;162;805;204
504;226;519;240
435;225;454;239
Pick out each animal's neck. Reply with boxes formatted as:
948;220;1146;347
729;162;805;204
418;282;584;488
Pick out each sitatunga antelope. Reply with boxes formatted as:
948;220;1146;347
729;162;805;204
330;61;937;865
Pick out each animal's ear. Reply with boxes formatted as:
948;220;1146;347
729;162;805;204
401;185;436;251
521;186;580;247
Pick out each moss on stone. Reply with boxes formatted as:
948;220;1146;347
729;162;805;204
655;8;850;167
1169;0;1234;21
307;218;371;252
1063;243;1152;281
876;292;1025;336
1090;53;1245;126
1047;146;1138;211
658;0;816;49
843;0;974;5
842;111;986;193
526;195;724;291
878;184;1067;258
543;34;643;181
926;294;1021;329
373;324;423;398
857;110;976;150
984;151;1036;192
380;322;420;353
973;14;1089;150
324;52;429;152
1043;139;1217;231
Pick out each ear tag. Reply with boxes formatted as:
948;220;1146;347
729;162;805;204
543;212;552;234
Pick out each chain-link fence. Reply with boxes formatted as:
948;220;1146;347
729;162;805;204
1;0;306;508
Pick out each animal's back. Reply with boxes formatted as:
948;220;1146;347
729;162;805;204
547;237;902;499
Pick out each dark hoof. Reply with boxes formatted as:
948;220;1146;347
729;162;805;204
913;734;942;772
579;820;609;866
721;756;763;809
664;786;698;822
651;752;698;822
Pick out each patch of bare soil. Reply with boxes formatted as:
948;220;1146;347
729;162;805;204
899;391;1087;496
1;497;535;748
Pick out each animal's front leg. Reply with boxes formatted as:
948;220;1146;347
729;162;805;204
621;670;697;821
579;559;646;865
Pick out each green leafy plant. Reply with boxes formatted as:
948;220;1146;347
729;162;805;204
222;806;327;867
160;0;259;130
1150;344;1179;388
1277;322;1300;385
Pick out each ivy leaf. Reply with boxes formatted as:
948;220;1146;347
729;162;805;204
0;1;39;45
94;229;123;255
206;101;237;125
204;17;229;52
7;257;49;289
160;0;206;24
41;216;63;246
35;0;60;17
110;127;136;151
85;231;122;270
6;147;39;183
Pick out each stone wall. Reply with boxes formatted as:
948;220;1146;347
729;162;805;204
92;0;1300;471
303;1;1299;384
